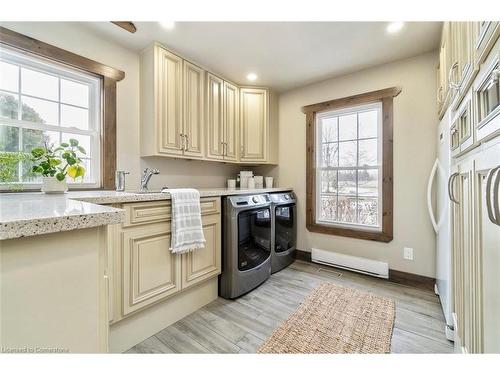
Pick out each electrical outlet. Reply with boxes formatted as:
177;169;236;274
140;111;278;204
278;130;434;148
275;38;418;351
403;247;414;260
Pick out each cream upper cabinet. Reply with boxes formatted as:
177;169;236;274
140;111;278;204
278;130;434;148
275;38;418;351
474;22;500;66
183;61;205;159
223;81;239;162
141;44;205;158
205;73;224;160
240;88;268;163
142;43;277;164
156;47;184;155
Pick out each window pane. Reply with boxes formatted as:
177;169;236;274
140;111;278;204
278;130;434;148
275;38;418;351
358;198;378;226
0;61;19;92
338;113;357;140
21;68;58;101
61;104;89;130
321;116;338;142
0;91;19;120
339;140;357;167
61;79;89;108
358;169;378;197
321;170;337;193
358;110;378;139
338;196;356;223
338;169;357;195
61;133;91;156
22;128;60;151
321;142;338;167
0;125;19;152
22;96;58;125
320;195;337;221
359;138;378;166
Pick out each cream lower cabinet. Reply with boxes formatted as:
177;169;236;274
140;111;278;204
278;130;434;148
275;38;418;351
110;197;221;323
451;139;500;353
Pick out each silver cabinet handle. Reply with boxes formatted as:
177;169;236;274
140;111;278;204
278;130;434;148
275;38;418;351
448;62;460;90
494;168;500;226
185;134;189;151
180;134;185;151
487;166;500;226
437;86;443;105
448;172;459;204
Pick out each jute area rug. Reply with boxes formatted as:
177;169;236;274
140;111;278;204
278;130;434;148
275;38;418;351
258;282;395;354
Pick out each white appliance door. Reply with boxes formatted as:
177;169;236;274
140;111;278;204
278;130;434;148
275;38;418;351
435;110;454;332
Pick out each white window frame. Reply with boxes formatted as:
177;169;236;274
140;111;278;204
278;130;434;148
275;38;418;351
315;101;383;232
0;46;101;189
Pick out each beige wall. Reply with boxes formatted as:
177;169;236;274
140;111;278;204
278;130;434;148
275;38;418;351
276;52;438;277
1;22;242;190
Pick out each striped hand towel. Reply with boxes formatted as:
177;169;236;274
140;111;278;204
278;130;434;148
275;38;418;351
168;188;206;254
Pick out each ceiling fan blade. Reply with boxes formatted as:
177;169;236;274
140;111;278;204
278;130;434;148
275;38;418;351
111;22;137;33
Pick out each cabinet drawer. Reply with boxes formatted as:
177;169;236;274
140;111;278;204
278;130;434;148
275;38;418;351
123;197;220;227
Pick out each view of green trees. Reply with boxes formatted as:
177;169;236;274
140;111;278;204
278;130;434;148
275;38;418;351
0;93;52;184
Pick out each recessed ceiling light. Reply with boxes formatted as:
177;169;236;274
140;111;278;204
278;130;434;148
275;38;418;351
386;22;404;34
246;73;258;81
159;21;175;30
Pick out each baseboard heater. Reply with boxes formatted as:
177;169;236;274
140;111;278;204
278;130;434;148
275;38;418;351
311;248;389;279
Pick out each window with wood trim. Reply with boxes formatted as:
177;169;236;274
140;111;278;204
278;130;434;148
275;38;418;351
302;87;401;242
0;27;124;190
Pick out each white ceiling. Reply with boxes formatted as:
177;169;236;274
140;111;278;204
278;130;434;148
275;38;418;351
83;22;442;92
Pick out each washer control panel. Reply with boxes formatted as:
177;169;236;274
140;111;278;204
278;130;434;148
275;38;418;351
230;194;271;207
269;192;296;204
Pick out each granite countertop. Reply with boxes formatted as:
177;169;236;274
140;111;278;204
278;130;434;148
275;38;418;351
0;187;292;240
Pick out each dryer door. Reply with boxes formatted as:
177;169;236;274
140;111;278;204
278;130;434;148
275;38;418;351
237;208;271;271
274;203;297;253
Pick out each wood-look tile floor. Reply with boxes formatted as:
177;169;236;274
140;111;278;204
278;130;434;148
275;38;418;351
126;260;454;354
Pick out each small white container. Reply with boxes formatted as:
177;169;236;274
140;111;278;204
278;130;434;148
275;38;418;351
254;176;264;189
247;177;256;189
240;176;248;188
227;179;236;189
41;176;68;194
265;177;274;188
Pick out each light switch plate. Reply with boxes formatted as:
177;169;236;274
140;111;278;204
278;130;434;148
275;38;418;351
403;247;414;260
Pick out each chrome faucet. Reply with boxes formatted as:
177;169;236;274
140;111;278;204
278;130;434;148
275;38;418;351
140;168;160;192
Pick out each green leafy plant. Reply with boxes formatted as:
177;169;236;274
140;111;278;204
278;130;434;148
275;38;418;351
30;139;87;181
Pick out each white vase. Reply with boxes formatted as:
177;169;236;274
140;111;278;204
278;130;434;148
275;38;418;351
41;176;68;194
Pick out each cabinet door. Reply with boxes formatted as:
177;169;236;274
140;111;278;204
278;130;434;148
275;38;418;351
475;142;500;353
240;88;268;162
474;22;500;66
156;47;184;155
440;22;453;112
181;214;221;289
223;81;239;162
122;224;181;316
456;159;477;353
183;61;205;158
206;73;224;160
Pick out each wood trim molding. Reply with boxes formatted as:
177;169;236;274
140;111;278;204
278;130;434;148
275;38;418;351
111;22;137;34
0;27;125;81
301;87;402;114
305;87;401;243
102;77;117;189
0;27;123;189
295;250;435;292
